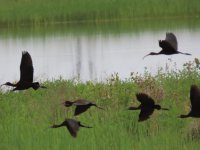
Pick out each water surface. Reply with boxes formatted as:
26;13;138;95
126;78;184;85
0;18;199;83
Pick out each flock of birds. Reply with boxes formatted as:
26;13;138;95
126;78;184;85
2;32;199;138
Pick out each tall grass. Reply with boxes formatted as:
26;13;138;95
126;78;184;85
1;59;200;149
0;0;200;25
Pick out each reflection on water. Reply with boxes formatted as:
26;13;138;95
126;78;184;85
0;19;199;83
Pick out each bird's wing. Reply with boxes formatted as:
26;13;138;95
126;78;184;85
190;85;200;111
20;51;33;83
165;32;178;51
159;40;176;53
74;105;90;116
66;119;80;137
74;99;90;105
138;107;154;122
136;93;155;106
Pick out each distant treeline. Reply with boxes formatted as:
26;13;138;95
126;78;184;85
0;0;199;25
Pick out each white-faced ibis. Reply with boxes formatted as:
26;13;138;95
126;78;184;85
62;99;104;116
128;93;168;122
143;32;191;58
2;51;46;91
179;85;200;118
50;118;92;138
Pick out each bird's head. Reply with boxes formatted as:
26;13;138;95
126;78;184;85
32;82;47;90
2;82;13;86
154;104;161;110
61;101;73;107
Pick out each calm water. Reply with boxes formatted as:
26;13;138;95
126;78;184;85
0;19;199;83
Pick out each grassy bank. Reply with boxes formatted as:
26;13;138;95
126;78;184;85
0;60;200;149
0;0;200;25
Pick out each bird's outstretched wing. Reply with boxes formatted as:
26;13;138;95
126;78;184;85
74;99;90;106
139;107;154;122
190;85;200;112
20;51;33;83
74;105;90;116
165;32;178;51
136;93;155;106
65;119;80;137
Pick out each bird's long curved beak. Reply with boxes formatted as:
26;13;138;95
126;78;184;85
143;54;150;59
0;83;6;86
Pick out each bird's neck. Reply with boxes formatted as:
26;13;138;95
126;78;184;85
52;123;64;128
128;106;141;110
151;52;161;55
179;114;190;118
7;82;17;87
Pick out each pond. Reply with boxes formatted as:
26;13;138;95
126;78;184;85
0;18;199;83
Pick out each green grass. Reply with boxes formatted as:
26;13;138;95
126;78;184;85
0;0;200;25
1;59;200;150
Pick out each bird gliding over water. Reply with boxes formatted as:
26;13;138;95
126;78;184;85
2;51;46;91
128;93;169;122
143;32;191;59
179;85;200;118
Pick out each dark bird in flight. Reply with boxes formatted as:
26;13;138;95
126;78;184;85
50;118;92;138
2;51;46;91
128;93;169;122
62;99;104;116
179;85;200;118
143;32;191;58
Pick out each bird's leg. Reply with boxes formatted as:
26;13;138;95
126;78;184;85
178;51;191;55
94;104;105;110
161;108;169;110
79;122;92;128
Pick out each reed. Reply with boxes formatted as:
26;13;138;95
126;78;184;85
0;0;199;25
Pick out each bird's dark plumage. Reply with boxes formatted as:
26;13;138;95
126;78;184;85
2;51;46;91
62;99;104;116
50;118;92;138
20;51;33;83
128;93;168;122
179;85;200;118
143;32;191;58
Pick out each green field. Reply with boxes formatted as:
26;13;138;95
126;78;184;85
0;0;200;25
0;59;200;150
